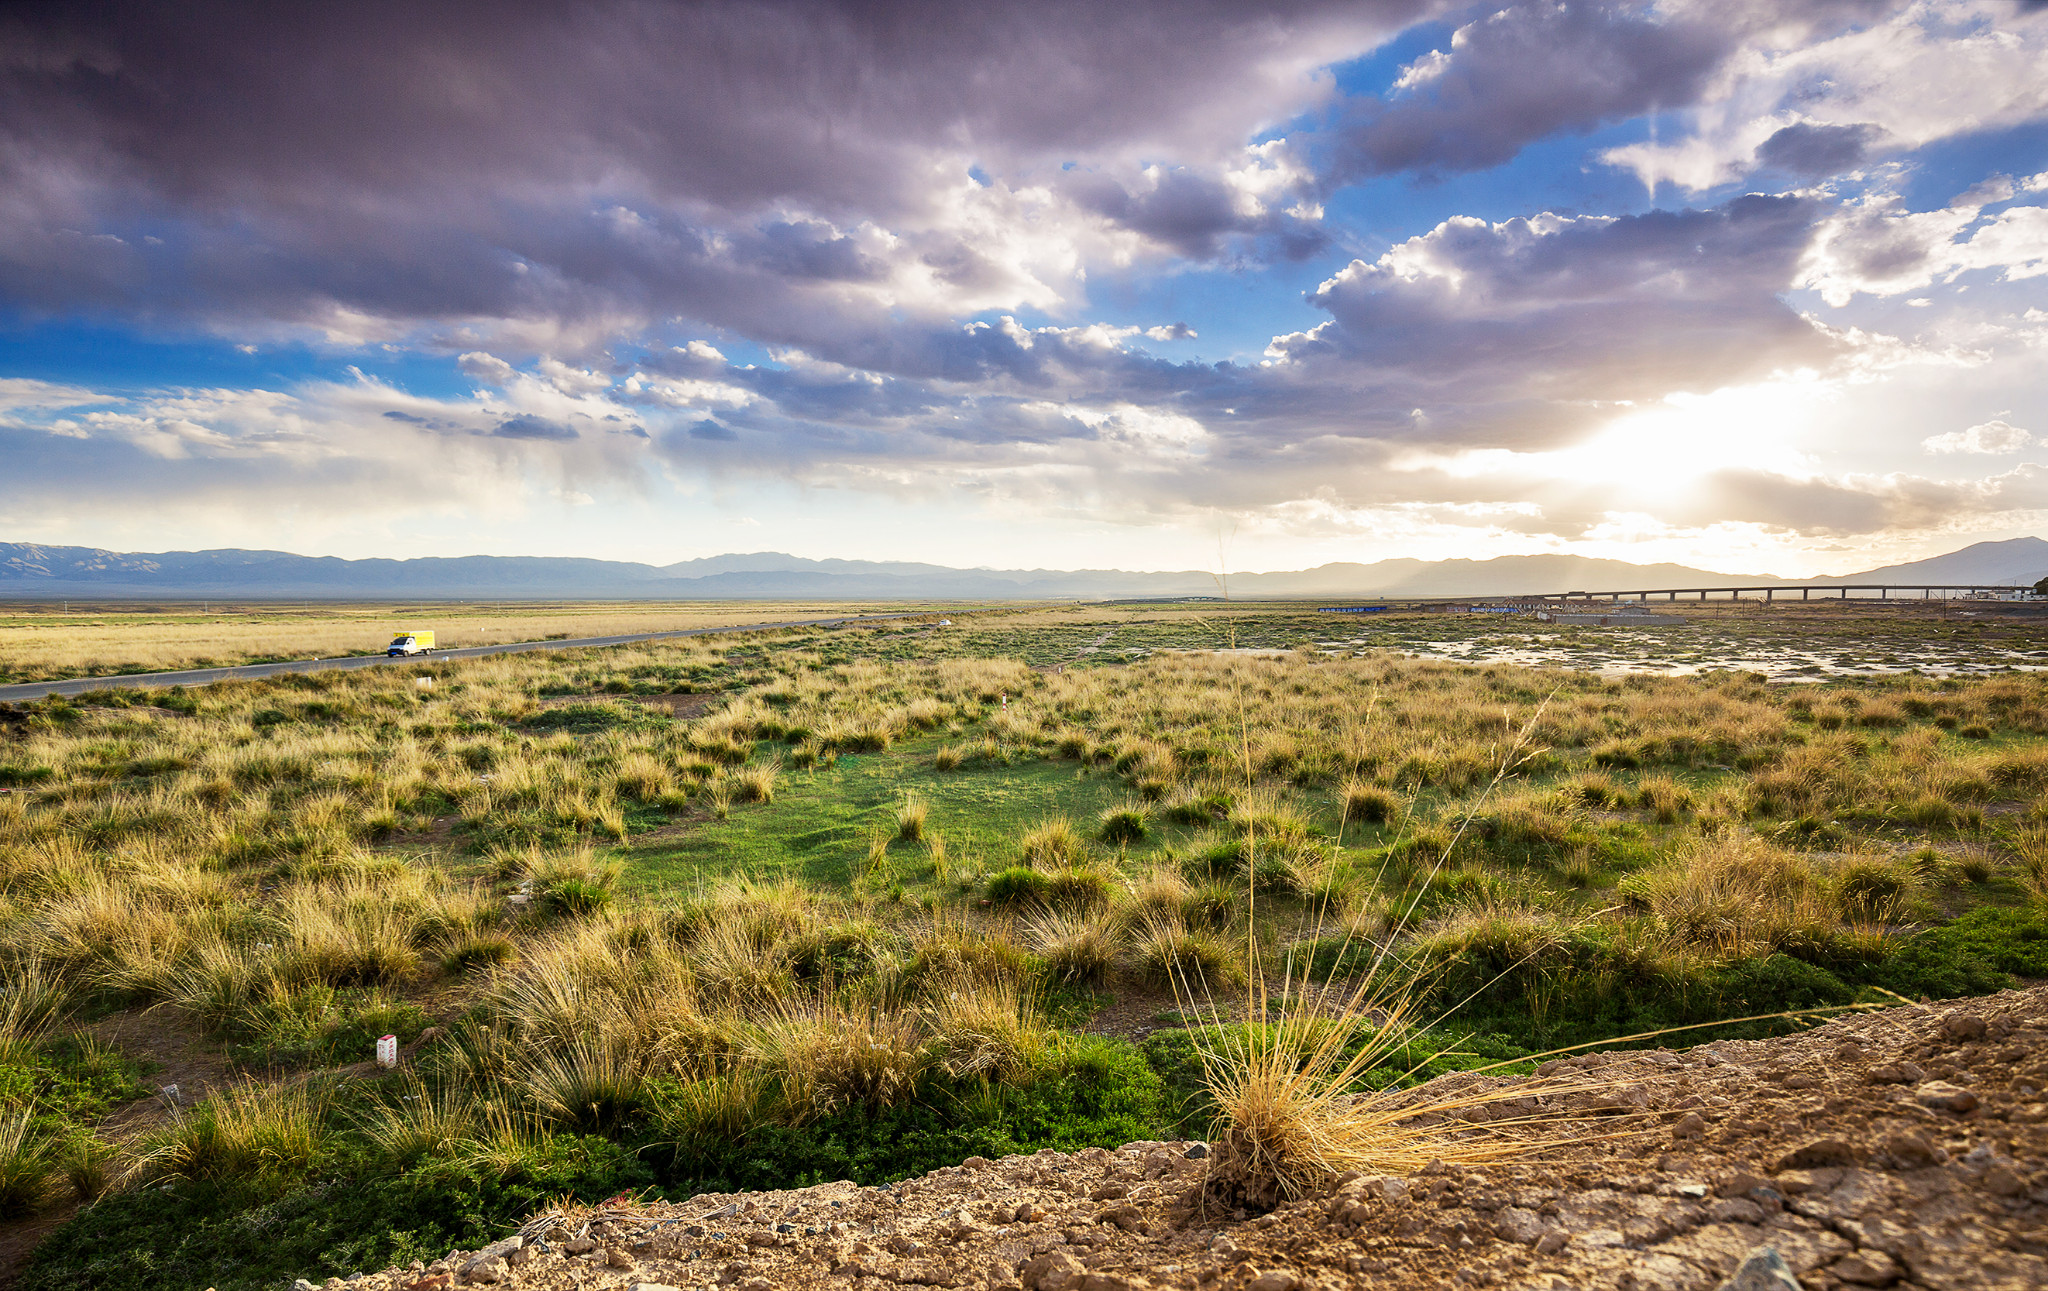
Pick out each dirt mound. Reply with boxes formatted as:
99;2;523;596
332;987;2046;1291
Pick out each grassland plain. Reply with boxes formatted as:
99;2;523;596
0;603;2045;1289
0;599;968;684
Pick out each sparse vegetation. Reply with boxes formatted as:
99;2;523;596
2;600;2046;1287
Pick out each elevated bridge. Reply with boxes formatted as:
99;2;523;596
1535;584;2034;604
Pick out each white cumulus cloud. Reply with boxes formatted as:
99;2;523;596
1923;419;2034;454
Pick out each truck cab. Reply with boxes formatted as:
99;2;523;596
387;631;435;657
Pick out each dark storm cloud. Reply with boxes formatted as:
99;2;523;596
1057;168;1329;261
611;190;1846;511
493;414;578;441
0;0;1428;340
1330;1;1734;181
688;420;738;442
1266;194;1836;441
1326;1;1910;185
1673;465;2048;536
1755;122;1887;177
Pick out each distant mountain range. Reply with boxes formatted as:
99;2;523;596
2;537;2043;600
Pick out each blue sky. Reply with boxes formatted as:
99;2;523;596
3;1;2047;576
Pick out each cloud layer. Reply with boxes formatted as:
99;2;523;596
3;2;2048;571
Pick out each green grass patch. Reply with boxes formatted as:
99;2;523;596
621;741;1194;893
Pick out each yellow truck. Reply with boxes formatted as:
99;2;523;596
386;630;436;657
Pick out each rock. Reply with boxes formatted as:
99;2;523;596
295;1281;321;1291
1707;1198;1766;1224
1090;1183;1130;1201
1673;1112;1707;1141
1712;1246;1802;1291
1829;1249;1902;1286
1495;1207;1546;1245
1096;1203;1145;1232
462;1237;522;1271
626;1284;686;1291
1019;1250;1086;1291
1776;1138;1856;1170
1982;1164;2024;1196
1184;1143;1209;1160
459;1257;507;1286
1718;1172;1770;1198
1939;1012;1987;1043
1534;1231;1569;1256
1913;1081;1979;1113
1881;1131;1937;1169
1247;1272;1300;1291
605;1247;635;1269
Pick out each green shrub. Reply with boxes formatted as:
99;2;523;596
1181;880;1236;930
0;1113;55;1219
1018;818;1086;869
1097;808;1148;846
1042;868;1113;913
986;867;1051;907
1340;783;1401;825
20;1133;651;1291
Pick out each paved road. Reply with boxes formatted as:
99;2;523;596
0;612;929;703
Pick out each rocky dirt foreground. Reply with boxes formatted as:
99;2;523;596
313;986;2046;1291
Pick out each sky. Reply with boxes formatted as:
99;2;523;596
3;1;2048;577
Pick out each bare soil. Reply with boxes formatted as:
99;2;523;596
330;985;2045;1291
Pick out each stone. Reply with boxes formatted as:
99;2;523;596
1982;1164;2024;1196
1914;1081;1979;1114
1247;1273;1300;1291
1184;1144;1209;1160
1881;1131;1937;1169
1938;1013;1987;1043
1534;1231;1569;1256
1495;1207;1546;1245
1718;1172;1770;1198
627;1285;688;1291
1096;1203;1145;1233
1711;1246;1802;1291
1776;1139;1855;1171
1829;1250;1902;1286
459;1257;507;1286
1673;1112;1707;1141
1019;1250;1086;1291
1707;1198;1766;1224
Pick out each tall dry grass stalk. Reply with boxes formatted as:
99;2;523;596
1185;603;1585;1208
